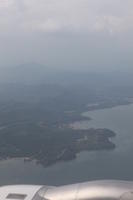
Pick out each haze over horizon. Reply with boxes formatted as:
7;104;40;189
0;0;133;72
1;0;133;186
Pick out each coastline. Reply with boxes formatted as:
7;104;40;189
0;100;132;167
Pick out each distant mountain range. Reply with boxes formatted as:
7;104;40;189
1;63;133;87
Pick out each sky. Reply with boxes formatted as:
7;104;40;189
0;0;133;71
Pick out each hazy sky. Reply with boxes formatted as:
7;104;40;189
0;0;133;71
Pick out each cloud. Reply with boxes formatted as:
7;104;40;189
0;0;133;70
0;0;133;35
0;0;14;7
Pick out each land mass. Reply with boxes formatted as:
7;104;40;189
0;82;132;167
0;127;115;167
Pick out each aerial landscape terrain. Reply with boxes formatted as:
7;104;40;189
1;0;133;186
0;66;133;167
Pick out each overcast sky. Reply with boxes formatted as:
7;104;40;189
0;0;133;71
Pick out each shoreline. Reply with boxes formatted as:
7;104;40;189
0;101;131;168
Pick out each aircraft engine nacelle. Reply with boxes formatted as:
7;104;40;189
1;180;133;200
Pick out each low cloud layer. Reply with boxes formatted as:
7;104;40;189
0;0;133;70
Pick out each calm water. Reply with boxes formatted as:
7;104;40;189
1;104;133;186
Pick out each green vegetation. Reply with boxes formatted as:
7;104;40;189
1;82;131;166
0;124;115;166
